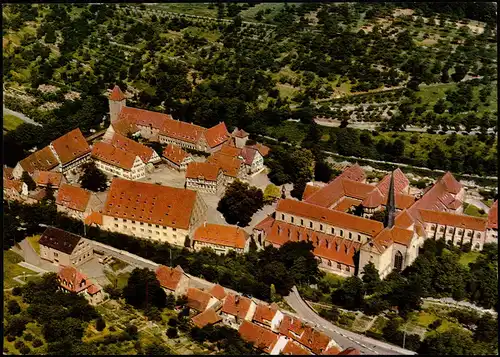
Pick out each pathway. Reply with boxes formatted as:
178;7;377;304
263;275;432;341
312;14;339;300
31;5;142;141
423;297;497;316
3;106;42;127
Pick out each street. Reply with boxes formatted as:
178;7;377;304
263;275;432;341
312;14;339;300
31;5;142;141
285;286;416;356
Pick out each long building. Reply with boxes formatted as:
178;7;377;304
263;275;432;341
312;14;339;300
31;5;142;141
100;178;207;247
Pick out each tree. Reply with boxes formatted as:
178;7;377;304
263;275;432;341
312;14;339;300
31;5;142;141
166;327;178;339
474;313;498;343
144;342;171;355
95;317;106;331
79;162;107;192
332;276;365;310
433;99;447;114
217;180;264;227
419;328;474;355
5;316;30;337
21;171;36;191
361;262;381;295
291;179;307;200
7;300;21;315
314;160;334;183
123;268;166;310
451;65;468;82
263;184;281;204
289;149;315;183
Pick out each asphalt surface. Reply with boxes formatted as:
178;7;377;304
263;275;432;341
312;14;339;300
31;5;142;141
285;287;416;355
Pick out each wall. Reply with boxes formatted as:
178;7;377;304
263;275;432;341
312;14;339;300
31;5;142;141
109;98;126;123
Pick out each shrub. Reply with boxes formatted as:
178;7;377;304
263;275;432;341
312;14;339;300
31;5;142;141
168;318;178;327
32;339;43;348
109;325;116;332
12;287;22;296
6;335;16;342
96;317;106;331
125;324;138;337
7;300;21;315
14;340;25;350
429;319;442;330
166;327;178;338
19;346;31;355
23;333;33;341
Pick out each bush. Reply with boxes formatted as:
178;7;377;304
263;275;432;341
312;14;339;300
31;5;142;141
429;319;442;330
7;300;21;315
12;287;23;296
23;333;33;341
125;324;138;337
32;339;43;348
14;340;25;350
109;325;116;332
168;318;178;327
19;346;31;355
6;335;16;342
96;317;106;331
166;327;178;338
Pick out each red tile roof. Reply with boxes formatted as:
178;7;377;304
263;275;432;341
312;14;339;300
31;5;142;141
87;284;102;295
341;179;375;200
338;163;366;182
19;146;59;174
85;211;103;226
248;143;270;157
204;122;230;148
440;171;462;194
488;200;497;229
110;133;156;163
254;215;275;234
221;294;252;319
238;320;279;354
186;162;221;181
194;223;248;249
276;199;384;236
394;209;414;229
207;152;242;178
233;128;249;138
362;189;415;210
418;209;487;231
51;128;91;165
219;144;242;158
192;308;222;328
282;340;314;355
111;118;139;136
32;170;63;188
4;179;23;193
240;146;258;165
333;197;362;212
4;167;14;180
187;287;214;312
91;141;137;170
103;178;198;230
253;304;278;326
109;85;126;101
56;184;91;212
371;226;414;253
58;266;90;293
279;315;331;355
163;144;189;166
209;284;227;300
156;265;185;291
376;168;410;196
303;185;322;201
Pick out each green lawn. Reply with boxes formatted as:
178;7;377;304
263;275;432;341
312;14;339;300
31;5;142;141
27;235;41;255
416;83;457;106
104;271;131;290
464;203;488;217
3;113;24;131
109;259;128;272
151;3;218;18
459;251;481;267
276;83;299;100
4;250;33;289
239;3;286;23
369;316;388;333
265;121;309;144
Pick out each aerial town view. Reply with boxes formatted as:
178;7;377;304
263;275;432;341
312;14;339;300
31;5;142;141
3;2;498;355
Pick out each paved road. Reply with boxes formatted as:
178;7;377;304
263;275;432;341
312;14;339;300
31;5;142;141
3;106;42;127
285;286;416;355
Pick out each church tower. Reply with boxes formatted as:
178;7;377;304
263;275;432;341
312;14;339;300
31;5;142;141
108;85;126;124
385;171;396;228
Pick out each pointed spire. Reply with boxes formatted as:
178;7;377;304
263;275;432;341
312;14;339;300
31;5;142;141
109;85;126;101
385;171;396;228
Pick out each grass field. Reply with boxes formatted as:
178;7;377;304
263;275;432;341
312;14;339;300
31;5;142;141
3;250;37;289
109;259;128;272
104;271;131;290
3;113;24;131
463;203;488;217
27;235;41;255
239;3;286;22
458;251;481;267
151;3;218;18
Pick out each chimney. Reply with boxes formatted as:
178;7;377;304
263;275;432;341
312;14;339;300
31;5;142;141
204;221;206;227
235;295;240;304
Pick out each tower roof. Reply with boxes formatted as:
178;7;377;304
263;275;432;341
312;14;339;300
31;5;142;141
385;171;396;228
109;85;126;101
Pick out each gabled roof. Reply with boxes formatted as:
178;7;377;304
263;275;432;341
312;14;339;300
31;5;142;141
111;118;139;136
193;223;248;249
110;133;156;163
186;162;221;181
156;265;186;291
51;128;91;165
204;122;230;148
39;227;82;255
303;184;322;201
232;128;249;138
103;178;198;230
418;209;487;231
279;315;332;354
276;199;384;236
240;146;258;165
4;167;14;180
219;144;242;158
85;211;103;226
58;265;90;293
91;141;138;170
191;308;222;328
209;284;227;300
87;284;102;295
56;184;91;212
338;163;366;182
488;200;498;229
19;146;59;174
253;304;278;325
207;152;242;178
187;287;214;312
341;179;375;200
376;168;409;195
282;340;314;355
32;170;63;187
163;144;189;165
4;179;23;193
440;171;462;194
238;320;279;354
221;294;253;319
248;143;270;157
332;197;362;212
109;85;126;101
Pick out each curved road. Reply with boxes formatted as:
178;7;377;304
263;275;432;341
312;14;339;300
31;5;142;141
285;286;416;355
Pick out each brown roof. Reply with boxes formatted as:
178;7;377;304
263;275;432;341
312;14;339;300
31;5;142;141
187;287;214;312
87;284;101;295
376;168;409;196
303;185;322;201
19;146;59;174
338;163;366;182
39;227;82;254
209;284;227;300
221;294;252;319
51;128;91;165
4;179;23;193
333;197;362;212
279;315;331;354
207;152;242;178
240;146;258;165
194;223;248;249
253;304;278;325
282;340;314;355
156;265;185;291
249;143;270;157
191;308;222;328
338;347;361;355
219;144;242;158
110;133;156;163
204;122;230;148
32;170;63;188
163;144;189;165
3;167;14;180
85;211;103;226
233;128;249;138
186;162;221;181
103;178;198;230
419;209;487;231
111;118;139;136
92;141;138;170
488;200;498;229
440;171;462;194
276;199;384;236
238;320;279;354
56;184;91;212
109;85;126;101
58;265;90;293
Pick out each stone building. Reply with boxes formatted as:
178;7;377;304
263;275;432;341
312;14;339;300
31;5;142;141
39;227;94;267
91;141;146;180
192;223;249;254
